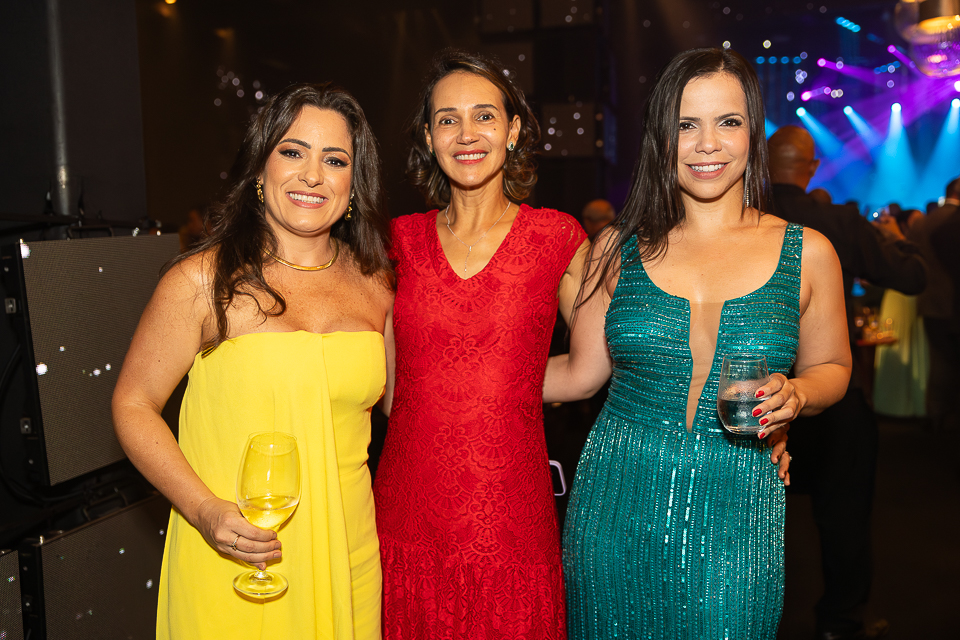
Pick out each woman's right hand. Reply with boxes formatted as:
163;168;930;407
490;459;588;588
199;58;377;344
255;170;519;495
195;496;281;570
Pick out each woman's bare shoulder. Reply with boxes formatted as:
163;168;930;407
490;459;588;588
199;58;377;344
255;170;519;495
799;225;838;261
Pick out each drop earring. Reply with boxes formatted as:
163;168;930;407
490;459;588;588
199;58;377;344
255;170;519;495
256;179;264;203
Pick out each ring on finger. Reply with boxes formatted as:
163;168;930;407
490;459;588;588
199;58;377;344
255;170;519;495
230;534;241;551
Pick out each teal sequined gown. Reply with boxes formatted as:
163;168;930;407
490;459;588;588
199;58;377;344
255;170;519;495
563;223;803;639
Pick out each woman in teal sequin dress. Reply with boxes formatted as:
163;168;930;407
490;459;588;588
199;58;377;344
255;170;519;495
545;49;852;639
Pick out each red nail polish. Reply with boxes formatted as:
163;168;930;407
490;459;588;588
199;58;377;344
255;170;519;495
758;430;767;439
755;390;765;398
759;418;769;426
752;408;762;417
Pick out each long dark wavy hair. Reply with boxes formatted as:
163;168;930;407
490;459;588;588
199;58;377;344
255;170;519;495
406;49;540;207
173;82;393;351
585;48;770;302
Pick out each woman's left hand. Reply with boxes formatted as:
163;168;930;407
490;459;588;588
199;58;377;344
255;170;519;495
753;373;800;440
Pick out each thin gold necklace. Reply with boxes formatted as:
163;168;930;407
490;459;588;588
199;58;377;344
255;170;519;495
444;201;512;274
267;238;339;271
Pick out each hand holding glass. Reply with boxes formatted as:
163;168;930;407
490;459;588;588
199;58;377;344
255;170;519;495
233;432;300;597
717;356;770;435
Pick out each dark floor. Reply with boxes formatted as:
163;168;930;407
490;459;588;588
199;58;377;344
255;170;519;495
779;418;960;640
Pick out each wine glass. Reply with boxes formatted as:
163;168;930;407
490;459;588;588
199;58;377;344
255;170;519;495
717;356;770;435
233;432;300;597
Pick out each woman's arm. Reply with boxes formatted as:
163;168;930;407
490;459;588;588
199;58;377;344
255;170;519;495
545;233;616;402
112;256;281;568
753;228;852;438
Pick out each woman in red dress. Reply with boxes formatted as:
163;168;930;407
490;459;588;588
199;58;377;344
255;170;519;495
371;50;587;638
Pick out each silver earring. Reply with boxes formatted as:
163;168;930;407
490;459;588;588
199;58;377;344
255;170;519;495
507;142;515;152
744;188;751;209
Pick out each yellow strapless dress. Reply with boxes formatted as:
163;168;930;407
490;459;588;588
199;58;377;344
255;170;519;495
157;331;384;640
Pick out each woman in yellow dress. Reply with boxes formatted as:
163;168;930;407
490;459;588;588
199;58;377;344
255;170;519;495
112;83;394;639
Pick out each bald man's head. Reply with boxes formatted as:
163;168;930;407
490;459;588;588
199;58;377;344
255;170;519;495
768;125;820;189
582;199;616;237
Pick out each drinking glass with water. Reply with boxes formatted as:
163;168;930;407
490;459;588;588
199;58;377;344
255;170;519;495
717;356;770;435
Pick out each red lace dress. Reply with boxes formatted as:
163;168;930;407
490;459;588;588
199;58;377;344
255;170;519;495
373;205;585;639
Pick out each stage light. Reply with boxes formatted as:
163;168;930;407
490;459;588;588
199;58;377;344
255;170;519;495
764;40;772;48
794;56;802;63
870;94;916;206
756;57;766;64
801;91;813;100
844;106;883;147
888;80;896;87
955;79;960;89
782;56;790;63
765;118;778;138
888;44;898;53
800;52;808;59
723;41;731;49
893;0;960;77
919;89;960;197
769;56;777;63
818;58;827;66
797;109;844;158
837;61;845;69
787;91;796;101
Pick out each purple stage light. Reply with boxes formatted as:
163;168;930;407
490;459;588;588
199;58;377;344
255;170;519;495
801;91;812;101
818;58;827;67
888;45;897;54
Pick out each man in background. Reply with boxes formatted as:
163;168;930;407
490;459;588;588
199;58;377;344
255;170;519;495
768;125;926;640
581;199;615;240
910;177;960;432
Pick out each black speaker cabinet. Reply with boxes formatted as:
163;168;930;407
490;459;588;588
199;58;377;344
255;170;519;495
19;493;169;639
0;549;25;640
1;234;179;486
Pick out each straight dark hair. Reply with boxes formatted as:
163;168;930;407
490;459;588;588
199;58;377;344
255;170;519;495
585;48;770;302
406;48;540;207
173;82;393;351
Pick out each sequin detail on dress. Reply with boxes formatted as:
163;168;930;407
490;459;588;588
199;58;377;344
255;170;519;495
563;223;803;639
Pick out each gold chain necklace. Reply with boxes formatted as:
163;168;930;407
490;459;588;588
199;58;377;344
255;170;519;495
267;238;339;271
444;201;512;274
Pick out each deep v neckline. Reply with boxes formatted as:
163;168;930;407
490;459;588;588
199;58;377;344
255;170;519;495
431;204;525;282
630;225;794;431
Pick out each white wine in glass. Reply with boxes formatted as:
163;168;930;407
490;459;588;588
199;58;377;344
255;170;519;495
233;432;300;597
